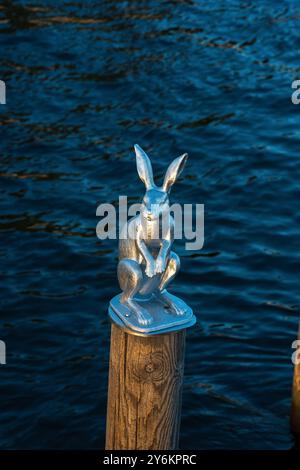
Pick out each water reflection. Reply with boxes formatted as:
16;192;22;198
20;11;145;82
0;0;299;450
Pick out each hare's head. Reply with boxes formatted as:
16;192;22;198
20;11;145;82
134;144;188;222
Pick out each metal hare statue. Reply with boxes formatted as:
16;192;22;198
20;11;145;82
109;144;196;335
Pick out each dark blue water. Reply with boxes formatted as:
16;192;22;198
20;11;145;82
0;0;299;449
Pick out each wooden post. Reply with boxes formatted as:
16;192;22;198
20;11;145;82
105;323;186;450
292;322;300;435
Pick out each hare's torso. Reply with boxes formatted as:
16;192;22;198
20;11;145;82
119;215;174;293
119;216;159;260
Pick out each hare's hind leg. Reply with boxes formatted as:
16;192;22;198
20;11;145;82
117;259;152;326
159;251;180;291
158;252;185;316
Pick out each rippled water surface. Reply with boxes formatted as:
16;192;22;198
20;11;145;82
0;0;300;449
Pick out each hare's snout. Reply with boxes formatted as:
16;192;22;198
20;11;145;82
145;211;157;222
144;205;161;221
142;188;169;223
143;205;168;222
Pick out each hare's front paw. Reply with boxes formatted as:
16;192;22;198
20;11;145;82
145;261;155;278
155;256;166;274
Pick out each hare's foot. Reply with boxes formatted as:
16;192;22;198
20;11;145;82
158;289;186;316
118;258;153;326
125;298;152;326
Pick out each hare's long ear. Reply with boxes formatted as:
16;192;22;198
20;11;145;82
162;153;188;192
134;144;154;189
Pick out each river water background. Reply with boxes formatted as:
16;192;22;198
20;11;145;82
0;0;300;449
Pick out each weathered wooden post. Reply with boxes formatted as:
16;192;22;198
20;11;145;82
105;144;196;450
291;321;300;435
106;325;186;450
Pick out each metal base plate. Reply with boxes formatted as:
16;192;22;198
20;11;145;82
108;292;196;336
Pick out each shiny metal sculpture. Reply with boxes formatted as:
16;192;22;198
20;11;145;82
109;144;196;335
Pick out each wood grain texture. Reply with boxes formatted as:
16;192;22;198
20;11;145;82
291;322;300;434
105;323;186;450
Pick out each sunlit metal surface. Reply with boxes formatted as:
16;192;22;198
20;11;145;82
109;144;196;335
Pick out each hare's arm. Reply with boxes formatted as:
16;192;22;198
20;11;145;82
137;227;156;277
155;228;172;274
158;239;171;262
158;220;173;262
136;228;155;265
